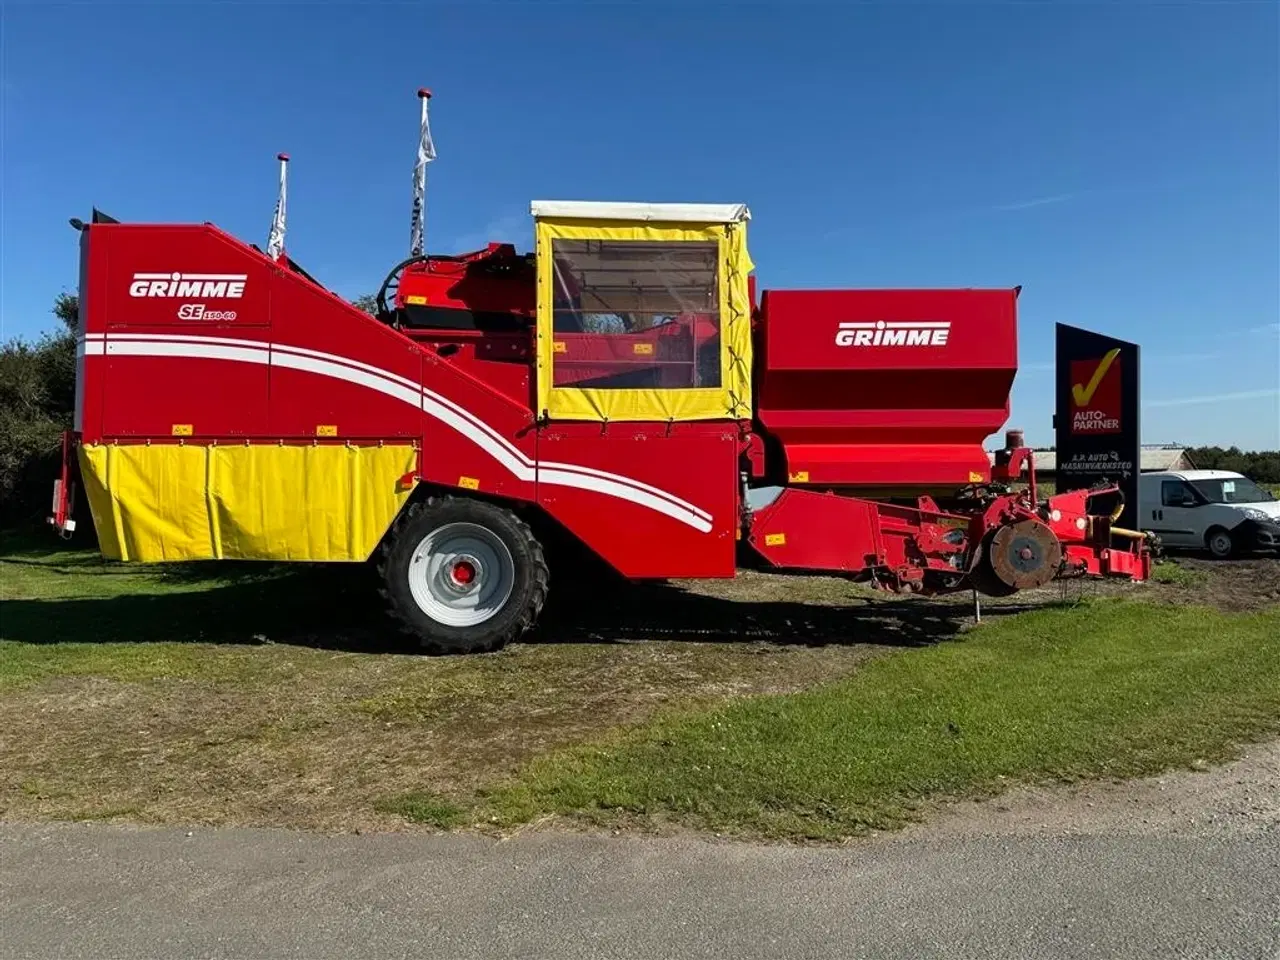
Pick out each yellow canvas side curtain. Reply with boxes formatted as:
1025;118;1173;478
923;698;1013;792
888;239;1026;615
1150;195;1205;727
79;442;417;563
533;201;754;423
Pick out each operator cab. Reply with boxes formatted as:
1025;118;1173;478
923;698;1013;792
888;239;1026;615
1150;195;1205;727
375;201;752;405
527;201;753;423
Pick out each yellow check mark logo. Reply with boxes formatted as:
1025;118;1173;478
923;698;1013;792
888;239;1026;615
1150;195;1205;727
1072;348;1121;407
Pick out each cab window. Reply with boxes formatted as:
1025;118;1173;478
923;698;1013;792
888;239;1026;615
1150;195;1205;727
549;239;721;391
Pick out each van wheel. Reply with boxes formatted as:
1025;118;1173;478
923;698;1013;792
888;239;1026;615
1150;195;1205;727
378;496;549;654
1205;526;1235;560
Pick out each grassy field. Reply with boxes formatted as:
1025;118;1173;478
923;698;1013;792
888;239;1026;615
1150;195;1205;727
0;533;889;829
482;601;1280;839
2;531;1277;840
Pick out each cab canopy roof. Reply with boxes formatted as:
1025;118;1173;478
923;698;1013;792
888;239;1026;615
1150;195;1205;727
530;201;750;224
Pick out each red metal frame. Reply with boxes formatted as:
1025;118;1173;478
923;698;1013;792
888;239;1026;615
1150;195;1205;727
57;218;1148;593
48;430;75;536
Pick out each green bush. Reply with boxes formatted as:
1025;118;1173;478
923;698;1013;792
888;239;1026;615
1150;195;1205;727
0;295;78;526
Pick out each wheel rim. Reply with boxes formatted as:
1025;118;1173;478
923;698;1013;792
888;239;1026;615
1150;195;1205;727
987;519;1063;591
407;522;516;627
1210;533;1231;556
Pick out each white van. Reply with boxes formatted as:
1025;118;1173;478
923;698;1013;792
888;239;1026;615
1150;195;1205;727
1139;469;1280;558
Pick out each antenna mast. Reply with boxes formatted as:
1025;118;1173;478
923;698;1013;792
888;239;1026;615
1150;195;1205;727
409;88;436;257
266;152;290;261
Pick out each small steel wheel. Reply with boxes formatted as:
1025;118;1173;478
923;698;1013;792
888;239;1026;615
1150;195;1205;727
968;531;1019;598
986;519;1063;591
379;497;549;654
1205;527;1234;560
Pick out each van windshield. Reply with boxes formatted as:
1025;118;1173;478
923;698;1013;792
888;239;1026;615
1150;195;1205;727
1188;477;1274;504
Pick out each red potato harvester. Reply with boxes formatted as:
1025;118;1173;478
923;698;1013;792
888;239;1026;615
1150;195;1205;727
50;90;1150;654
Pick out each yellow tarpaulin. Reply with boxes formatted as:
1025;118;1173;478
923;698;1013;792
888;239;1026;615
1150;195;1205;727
535;217;754;422
79;442;417;563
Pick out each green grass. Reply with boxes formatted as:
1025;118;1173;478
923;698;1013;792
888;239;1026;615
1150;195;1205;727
468;600;1280;840
374;792;467;828
0;534;365;689
5;528;1279;841
1150;559;1206;586
0;534;882;831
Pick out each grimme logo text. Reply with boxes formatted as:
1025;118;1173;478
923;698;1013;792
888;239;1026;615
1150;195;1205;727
836;321;950;347
128;272;247;299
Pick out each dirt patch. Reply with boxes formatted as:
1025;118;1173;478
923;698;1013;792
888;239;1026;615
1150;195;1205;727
935;553;1280;615
1145;555;1280;612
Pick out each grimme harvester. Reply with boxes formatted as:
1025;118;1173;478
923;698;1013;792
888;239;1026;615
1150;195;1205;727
51;90;1149;654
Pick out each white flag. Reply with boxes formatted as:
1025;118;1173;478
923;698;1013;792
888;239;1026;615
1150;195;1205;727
409;94;436;257
267;154;288;261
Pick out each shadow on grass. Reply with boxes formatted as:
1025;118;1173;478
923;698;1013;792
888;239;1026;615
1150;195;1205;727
0;530;292;586
2;549;1043;654
534;579;1040;649
1;562;401;652
3;523;397;594
0;554;292;584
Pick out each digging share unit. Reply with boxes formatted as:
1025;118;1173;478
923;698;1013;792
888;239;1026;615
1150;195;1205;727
50;90;1150;653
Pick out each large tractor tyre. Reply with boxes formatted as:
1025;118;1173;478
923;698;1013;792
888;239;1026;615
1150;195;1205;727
378;496;549;655
1205;526;1235;560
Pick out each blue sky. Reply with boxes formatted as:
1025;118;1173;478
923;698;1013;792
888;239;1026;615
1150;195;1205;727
3;0;1277;449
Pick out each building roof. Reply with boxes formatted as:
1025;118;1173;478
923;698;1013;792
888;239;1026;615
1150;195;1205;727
987;445;1193;473
1138;446;1197;471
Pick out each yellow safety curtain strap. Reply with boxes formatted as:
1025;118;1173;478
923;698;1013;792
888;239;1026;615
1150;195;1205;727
723;223;750;418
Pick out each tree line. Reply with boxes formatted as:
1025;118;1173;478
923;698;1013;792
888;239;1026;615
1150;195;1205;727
1186;447;1280;485
2;294;1278;526
1;294;78;526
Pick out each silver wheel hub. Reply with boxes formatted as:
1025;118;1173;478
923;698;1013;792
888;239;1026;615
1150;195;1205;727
408;522;515;628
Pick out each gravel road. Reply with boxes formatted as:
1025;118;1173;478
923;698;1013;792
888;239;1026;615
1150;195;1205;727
3;742;1277;960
